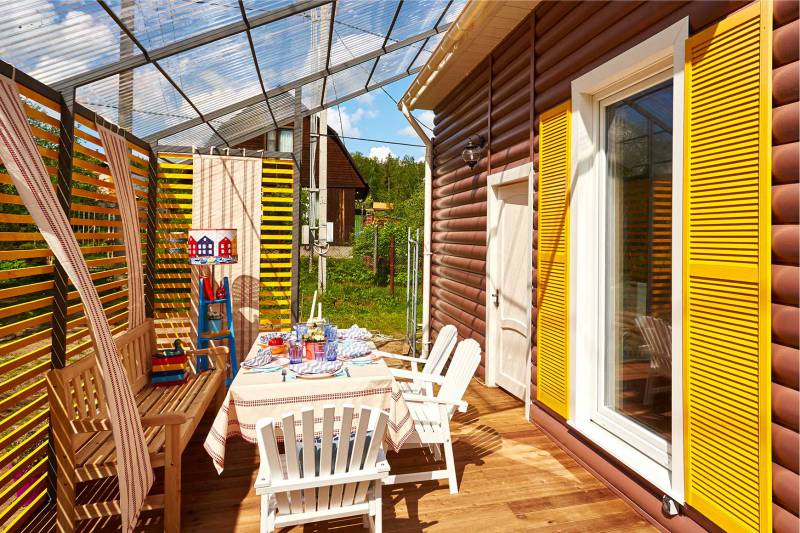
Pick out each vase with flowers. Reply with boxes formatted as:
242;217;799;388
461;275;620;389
303;325;326;360
207;309;222;333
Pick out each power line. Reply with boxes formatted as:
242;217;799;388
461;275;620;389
310;132;423;148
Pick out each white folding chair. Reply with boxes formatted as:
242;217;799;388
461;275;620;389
255;404;390;533
635;315;672;405
374;324;458;395
385;338;481;494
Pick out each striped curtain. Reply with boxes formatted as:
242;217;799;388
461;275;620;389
0;76;152;532
192;154;263;356
97;125;146;328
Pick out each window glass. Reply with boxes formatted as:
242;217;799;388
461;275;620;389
278;129;293;152
604;80;673;440
267;130;277;152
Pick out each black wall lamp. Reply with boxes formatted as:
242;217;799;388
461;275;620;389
461;135;485;169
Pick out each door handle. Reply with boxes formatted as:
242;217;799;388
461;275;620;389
492;291;500;307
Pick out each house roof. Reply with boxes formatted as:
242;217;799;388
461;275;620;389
325;126;369;193
401;0;539;111
0;1;467;148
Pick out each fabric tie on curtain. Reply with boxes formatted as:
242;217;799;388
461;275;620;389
97;125;146;328
0;76;152;532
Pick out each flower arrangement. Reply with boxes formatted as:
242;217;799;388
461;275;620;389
207;309;222;321
303;325;326;343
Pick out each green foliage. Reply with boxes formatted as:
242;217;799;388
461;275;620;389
350;152;424;207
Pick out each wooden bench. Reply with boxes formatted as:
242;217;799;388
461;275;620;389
47;319;228;532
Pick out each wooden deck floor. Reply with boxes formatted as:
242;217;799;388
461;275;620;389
24;381;656;532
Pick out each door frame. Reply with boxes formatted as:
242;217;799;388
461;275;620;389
485;162;534;416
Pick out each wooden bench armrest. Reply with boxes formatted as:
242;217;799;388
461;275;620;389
69;412;188;434
185;346;229;371
141;412;188;427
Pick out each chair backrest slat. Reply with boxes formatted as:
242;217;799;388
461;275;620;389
423;324;458;376
329;404;354;508
354;408;388;503
438;339;481;414
300;408;317;512
280;412;303;514
317;405;336;510
341;408;371;506
255;418;290;514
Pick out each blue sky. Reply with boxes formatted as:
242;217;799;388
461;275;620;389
326;77;435;162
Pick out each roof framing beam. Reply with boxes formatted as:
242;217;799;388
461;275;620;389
143;22;449;143
219;65;423;148
52;0;332;93
364;0;404;90
407;0;452;74
319;0;338;107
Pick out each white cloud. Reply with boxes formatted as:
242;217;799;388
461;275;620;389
356;92;376;106
368;146;395;162
328;105;377;138
399;110;435;138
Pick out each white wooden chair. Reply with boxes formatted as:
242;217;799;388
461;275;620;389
374;324;458;396
635;315;672;405
255;404;391;533
386;338;481;494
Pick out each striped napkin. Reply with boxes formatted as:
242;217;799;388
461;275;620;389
289;360;343;375
242;349;274;369
339;324;372;341
338;340;372;359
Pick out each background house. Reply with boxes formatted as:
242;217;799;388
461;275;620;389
236;116;369;245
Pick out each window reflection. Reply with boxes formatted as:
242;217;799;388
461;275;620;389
604;80;673;440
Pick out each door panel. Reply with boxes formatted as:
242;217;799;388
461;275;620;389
494;181;530;399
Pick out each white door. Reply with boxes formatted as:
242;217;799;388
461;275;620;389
491;181;531;399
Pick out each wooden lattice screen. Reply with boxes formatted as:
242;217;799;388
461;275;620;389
0;85;150;529
154;155;294;350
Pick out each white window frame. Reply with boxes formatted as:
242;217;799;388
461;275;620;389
568;18;688;502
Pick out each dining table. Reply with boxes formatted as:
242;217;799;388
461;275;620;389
203;333;414;474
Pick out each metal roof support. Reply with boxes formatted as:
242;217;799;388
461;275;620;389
144;24;448;143
53;0;332;93
319;1;338;107
364;0;404;90
290;86;303;324
95;0;230;146
220;65;422;148
407;0;452;74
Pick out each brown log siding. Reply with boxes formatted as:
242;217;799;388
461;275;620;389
429;0;799;529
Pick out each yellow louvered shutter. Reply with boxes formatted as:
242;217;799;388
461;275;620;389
537;101;570;418
684;2;772;531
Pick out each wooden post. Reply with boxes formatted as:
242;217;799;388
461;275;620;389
318;109;328;293
389;234;395;296
145;149;158;319
49;89;74;501
291;87;303;324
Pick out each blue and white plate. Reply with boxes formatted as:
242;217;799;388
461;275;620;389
289;360;343;378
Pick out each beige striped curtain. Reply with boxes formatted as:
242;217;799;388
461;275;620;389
192;154;263;359
0;76;152;532
97;125;146;328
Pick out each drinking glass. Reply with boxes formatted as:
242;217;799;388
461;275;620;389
325;342;338;362
314;343;325;361
288;342;303;364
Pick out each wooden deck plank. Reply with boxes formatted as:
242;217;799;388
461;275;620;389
21;381;656;532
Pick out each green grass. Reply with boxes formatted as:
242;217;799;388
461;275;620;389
299;258;415;339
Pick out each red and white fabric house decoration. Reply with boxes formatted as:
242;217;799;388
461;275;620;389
187;228;238;264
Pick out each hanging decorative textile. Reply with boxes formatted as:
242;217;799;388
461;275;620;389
97;125;146;329
192;153;263;353
0;76;152;531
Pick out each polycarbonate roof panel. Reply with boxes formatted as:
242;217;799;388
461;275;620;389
0;0;130;84
104;0;244;51
324;60;375;104
250;10;319;91
160;122;222;147
371;43;422;85
158;32;261;115
0;0;465;147
327;0;399;68
411;32;443;71
76;63;199;138
389;0;448;43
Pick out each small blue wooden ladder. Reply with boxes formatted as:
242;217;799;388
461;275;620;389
197;276;238;386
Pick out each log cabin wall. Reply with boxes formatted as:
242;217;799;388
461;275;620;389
428;0;798;529
771;1;799;529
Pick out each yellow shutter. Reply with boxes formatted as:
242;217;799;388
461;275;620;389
684;2;772;531
537;101;570;418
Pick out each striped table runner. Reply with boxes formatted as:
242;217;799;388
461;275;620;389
0;76;152;532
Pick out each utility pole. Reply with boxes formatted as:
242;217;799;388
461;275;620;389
318;108;328;292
